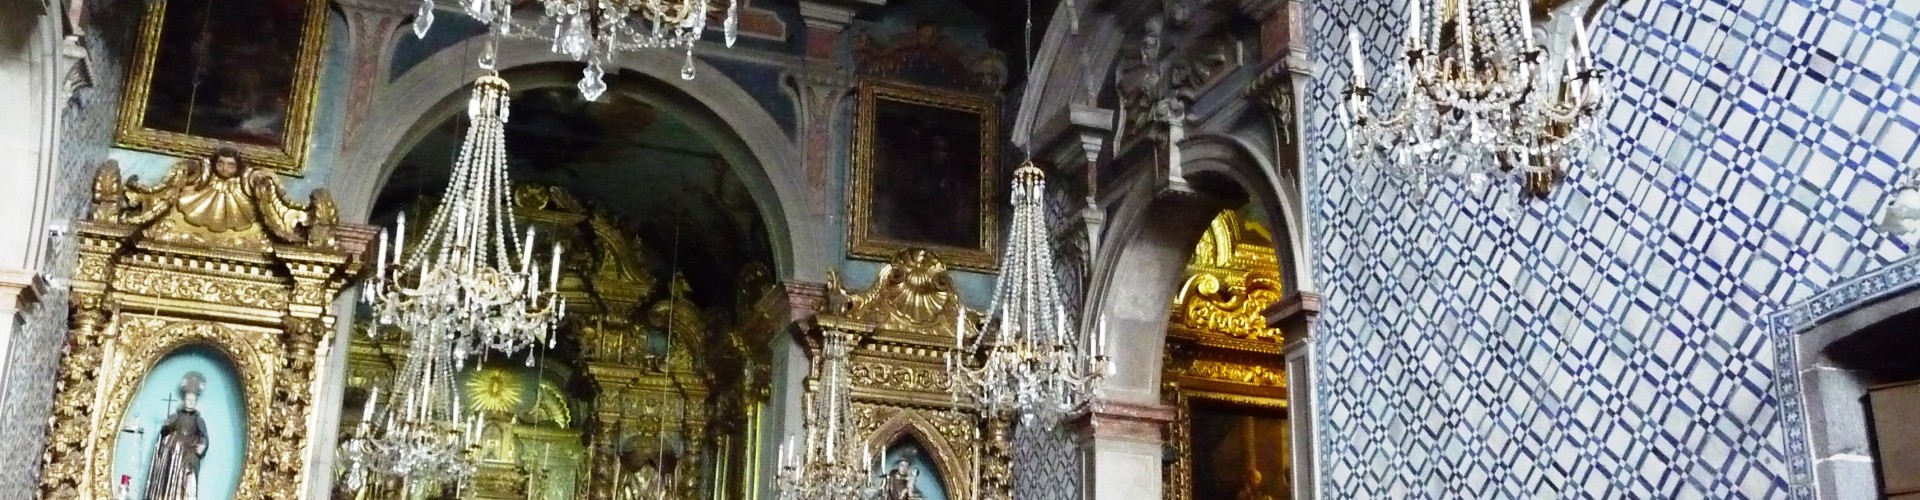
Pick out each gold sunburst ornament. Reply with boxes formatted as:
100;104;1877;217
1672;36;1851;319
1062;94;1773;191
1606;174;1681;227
465;368;526;414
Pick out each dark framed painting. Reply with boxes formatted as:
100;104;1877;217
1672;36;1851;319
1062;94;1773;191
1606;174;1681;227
849;80;1001;271
115;0;329;175
1188;403;1291;500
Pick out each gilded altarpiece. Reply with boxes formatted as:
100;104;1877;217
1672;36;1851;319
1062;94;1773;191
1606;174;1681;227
1162;211;1292;500
814;249;1012;500
40;155;366;499
341;186;779;500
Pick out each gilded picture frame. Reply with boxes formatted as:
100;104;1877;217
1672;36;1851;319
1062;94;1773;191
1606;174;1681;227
114;0;330;175
88;317;279;500
849;80;1001;272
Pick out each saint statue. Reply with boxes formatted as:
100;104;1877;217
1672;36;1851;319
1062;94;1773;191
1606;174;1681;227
145;372;209;500
878;458;923;500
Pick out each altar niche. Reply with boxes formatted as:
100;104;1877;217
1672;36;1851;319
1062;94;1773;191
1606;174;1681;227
38;156;365;500
111;346;248;500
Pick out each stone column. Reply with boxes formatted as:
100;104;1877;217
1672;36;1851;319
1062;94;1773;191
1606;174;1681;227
1070;400;1177;500
1268;292;1319;500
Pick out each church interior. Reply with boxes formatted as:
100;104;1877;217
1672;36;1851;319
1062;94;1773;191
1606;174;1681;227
0;0;1917;498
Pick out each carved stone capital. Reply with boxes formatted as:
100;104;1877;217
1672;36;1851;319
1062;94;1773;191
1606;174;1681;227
796;0;883;32
1068;400;1178;444
58;34;89;105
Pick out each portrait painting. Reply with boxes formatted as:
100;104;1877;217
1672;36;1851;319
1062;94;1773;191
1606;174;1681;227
1189;404;1290;500
850;80;1000;271
116;0;329;174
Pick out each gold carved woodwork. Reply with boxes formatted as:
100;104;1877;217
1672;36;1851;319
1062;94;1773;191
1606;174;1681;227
341;183;778;500
810;248;1010;500
825;248;978;339
1162;210;1292;500
41;160;364;499
115;0;329;174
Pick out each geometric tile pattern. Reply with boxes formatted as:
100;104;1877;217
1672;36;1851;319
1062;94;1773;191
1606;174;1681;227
1303;0;1920;497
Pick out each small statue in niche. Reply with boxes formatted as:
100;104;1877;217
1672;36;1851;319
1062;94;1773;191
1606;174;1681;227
878;455;925;500
145;372;209;500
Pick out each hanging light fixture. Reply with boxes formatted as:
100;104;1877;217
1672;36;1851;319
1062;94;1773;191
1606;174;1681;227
1341;0;1608;201
947;163;1111;426
345;72;563;487
410;0;740;101
338;331;484;492
363;73;564;361
774;329;882;499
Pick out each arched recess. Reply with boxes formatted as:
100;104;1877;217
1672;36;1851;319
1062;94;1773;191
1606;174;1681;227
312;35;821;498
330;35;824;282
868;412;971;500
1081;135;1300;403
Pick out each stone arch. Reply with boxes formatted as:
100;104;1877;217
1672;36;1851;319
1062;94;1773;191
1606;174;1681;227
330;35;824;282
1082;135;1299;402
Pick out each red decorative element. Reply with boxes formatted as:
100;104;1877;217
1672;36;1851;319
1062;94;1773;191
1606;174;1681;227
1067;400;1179;443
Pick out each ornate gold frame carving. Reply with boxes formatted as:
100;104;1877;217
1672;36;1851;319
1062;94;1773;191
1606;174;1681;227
1161;210;1292;500
848;81;1002;272
114;0;330;175
809;248;1011;499
40;160;363;499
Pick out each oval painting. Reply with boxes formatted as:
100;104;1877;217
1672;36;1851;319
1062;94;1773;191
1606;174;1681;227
110;345;248;500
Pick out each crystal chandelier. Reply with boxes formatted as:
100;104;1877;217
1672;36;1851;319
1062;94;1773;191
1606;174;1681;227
947;164;1110;426
1341;0;1608;200
338;331;483;492
775;329;882;500
344;73;562;487
364;74;564;361
410;0;739;100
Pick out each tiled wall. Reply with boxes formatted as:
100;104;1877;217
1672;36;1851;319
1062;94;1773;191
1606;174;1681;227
0;2;138;496
1305;0;1920;497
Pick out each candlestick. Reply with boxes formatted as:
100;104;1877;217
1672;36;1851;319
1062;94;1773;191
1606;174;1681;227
520;226;537;275
1407;0;1423;50
1574;20;1593;64
394;213;406;265
1516;0;1533;48
363;387;379;421
1348;27;1367;84
377;231;389;282
549;244;563;292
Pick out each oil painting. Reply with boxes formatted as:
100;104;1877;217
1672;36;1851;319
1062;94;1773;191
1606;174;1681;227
116;0;328;174
1190;404;1291;500
850;80;1000;271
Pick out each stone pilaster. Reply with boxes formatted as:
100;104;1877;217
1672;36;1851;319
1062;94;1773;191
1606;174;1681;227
332;0;413;145
1068;400;1179;500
